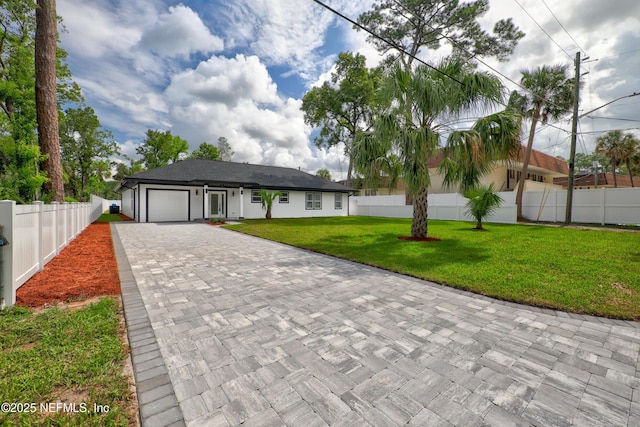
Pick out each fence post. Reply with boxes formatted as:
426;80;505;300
52;202;59;255
34;201;44;271
0;200;16;307
601;187;606;226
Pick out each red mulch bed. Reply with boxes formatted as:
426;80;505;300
16;223;121;308
119;213;133;221
398;236;442;242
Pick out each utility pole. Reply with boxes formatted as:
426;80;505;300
565;52;581;224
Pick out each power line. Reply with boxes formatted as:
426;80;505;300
308;0;465;85
585;116;640;123
578;127;640;135
598;47;640;61
513;0;573;60
386;0;577;128
312;0;577;145
539;0;588;56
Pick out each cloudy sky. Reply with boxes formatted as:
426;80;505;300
57;0;640;179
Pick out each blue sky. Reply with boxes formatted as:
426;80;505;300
57;0;640;179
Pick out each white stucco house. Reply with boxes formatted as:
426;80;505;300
116;159;353;222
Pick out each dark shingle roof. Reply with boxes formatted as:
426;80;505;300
119;159;351;192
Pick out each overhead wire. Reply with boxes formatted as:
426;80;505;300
539;0;588;56
308;0;465;86
385;0;576;143
513;0;574;60
312;0;582;156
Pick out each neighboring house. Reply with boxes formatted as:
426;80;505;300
349;147;568;198
116;159;352;222
554;173;640;189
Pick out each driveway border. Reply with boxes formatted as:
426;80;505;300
111;224;185;427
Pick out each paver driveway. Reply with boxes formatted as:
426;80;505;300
113;223;640;427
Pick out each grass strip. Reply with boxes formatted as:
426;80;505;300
0;297;134;426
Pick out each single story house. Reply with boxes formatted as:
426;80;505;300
116;159;353;222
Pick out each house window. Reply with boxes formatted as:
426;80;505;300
335;193;342;209
279;191;289;203
306;192;322;210
251;190;262;203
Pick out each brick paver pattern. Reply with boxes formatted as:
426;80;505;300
114;223;640;427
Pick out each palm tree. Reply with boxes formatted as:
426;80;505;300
596;131;638;188
354;58;521;238
464;184;504;230
258;189;282;219
621;134;639;187
510;65;575;219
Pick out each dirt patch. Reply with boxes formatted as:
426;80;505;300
611;282;640;297
16;223;121;307
398;235;442;242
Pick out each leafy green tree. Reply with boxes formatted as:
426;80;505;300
217;136;234;161
302;52;383;187
0;0;43;202
316;168;332;181
0;139;47;202
356;0;525;68
509;64;575;218
113;155;145;181
189;142;219;160
59;106;119;201
0;0;80;202
574;152;610;173
596;131;638;188
136;130;189;169
258;189;282;220
354;59;520;238
464;184;503;230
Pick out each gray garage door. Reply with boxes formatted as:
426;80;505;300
147;189;189;222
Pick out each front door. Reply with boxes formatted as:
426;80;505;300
210;192;225;218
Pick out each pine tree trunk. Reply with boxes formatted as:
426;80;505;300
411;187;429;238
36;0;64;202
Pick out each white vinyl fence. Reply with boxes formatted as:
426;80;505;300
92;195;121;215
350;192;517;224
350;187;640;226
0;200;93;307
523;187;640;225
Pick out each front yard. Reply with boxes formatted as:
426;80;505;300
227;217;640;319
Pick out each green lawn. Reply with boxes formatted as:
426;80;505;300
226;217;640;319
95;213;123;223
0;298;134;426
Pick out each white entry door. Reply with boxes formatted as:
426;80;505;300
210;192;225;217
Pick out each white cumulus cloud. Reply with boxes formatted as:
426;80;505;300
138;4;224;58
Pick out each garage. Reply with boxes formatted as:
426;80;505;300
146;189;190;222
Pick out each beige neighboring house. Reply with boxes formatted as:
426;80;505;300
348;147;569;198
